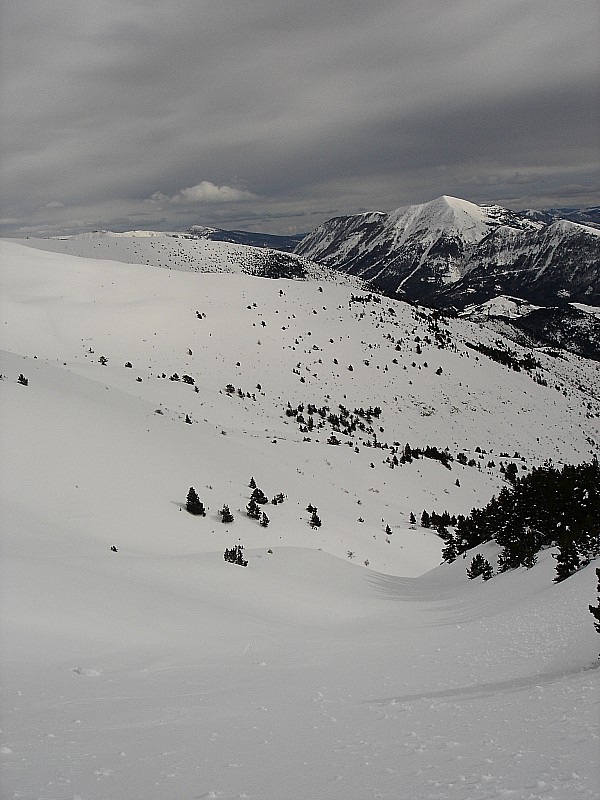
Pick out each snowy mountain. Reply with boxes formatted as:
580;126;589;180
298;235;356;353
520;204;600;230
462;296;600;362
1;239;599;799
439;219;600;308
295;195;542;296
295;196;600;307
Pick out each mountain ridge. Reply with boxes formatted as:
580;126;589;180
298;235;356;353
294;195;600;307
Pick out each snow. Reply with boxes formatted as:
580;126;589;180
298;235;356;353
1;239;599;799
10;232;333;282
572;303;600;318
462;295;541;320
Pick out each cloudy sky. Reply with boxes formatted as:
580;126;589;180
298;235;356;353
1;0;598;236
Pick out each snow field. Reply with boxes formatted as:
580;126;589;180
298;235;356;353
1;239;599;799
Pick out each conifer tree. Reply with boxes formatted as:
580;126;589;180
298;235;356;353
224;544;247;566
553;537;581;582
220;504;234;523
310;511;322;528
251;487;269;504
260;512;270;528
589;568;600;637
186;487;206;516
466;553;493;581
421;510;431;528
441;537;458;563
246;498;261;519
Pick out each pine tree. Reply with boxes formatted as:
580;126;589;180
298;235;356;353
219;504;234;523
260;512;270;528
467;553;493;580
441;537;458;563
249;477;256;489
409;511;416;525
251;487;269;504
553;537;581;582
246;498;261;519
589;567;600;637
421;510;431;528
385;524;392;535
310;511;322;528
224;544;247;566
186;487;206;516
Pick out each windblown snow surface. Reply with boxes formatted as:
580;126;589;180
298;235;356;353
1;240;598;800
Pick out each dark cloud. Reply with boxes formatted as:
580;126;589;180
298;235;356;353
1;0;598;236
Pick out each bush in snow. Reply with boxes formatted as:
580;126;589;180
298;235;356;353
224;544;247;566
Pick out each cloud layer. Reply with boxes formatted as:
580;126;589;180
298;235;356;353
1;0;598;236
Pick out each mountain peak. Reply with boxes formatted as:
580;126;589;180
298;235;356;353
295;196;599;305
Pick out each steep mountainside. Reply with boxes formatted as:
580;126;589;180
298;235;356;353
295;197;600;307
295;196;542;298
439;220;600;308
462;296;600;361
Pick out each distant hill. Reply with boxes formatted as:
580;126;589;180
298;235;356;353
12;229;341;283
187;225;305;252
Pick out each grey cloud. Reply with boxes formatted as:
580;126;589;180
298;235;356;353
1;0;598;236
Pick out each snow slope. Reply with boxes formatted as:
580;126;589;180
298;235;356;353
11;231;333;282
1;240;599;799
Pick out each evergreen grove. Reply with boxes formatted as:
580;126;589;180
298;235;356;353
441;459;600;582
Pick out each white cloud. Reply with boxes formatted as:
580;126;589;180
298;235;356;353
150;181;259;207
